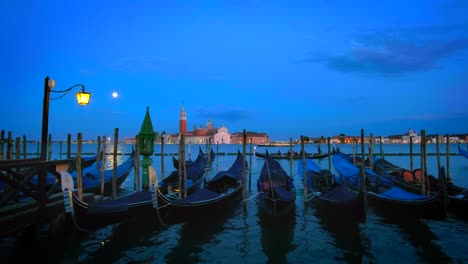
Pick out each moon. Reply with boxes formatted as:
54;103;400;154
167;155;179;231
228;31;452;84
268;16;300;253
112;92;118;98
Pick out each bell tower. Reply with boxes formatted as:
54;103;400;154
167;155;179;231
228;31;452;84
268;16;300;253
179;103;187;135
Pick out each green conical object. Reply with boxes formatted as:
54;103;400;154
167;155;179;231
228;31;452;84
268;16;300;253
139;106;154;136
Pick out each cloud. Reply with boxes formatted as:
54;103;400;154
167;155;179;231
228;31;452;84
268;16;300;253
302;23;468;76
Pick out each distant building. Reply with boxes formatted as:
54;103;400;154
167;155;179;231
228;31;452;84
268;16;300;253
213;126;231;144
230;132;269;144
402;128;421;143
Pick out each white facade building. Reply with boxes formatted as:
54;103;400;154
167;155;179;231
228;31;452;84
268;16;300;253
213;126;231;144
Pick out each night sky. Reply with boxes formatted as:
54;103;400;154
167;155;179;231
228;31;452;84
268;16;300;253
2;0;468;141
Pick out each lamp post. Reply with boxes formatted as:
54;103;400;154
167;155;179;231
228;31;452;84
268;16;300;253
40;76;91;160
39;76;91;212
138;107;155;191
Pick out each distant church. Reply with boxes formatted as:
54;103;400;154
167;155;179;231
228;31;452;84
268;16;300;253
170;103;231;144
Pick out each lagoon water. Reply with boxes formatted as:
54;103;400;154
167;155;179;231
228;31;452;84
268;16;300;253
1;143;467;263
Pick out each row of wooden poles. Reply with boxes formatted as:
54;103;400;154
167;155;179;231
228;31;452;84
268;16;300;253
297;130;453;216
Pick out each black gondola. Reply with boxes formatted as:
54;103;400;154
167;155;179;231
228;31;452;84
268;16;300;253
257;150;296;216
333;154;443;218
165;150;247;222
298;158;366;222
158;149;209;205
373;157;467;218
60;166;162;231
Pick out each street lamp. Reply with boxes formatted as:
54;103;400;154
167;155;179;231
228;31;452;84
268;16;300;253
40;76;91;160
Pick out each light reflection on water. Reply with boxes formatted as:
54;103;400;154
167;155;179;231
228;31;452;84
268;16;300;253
2;143;468;263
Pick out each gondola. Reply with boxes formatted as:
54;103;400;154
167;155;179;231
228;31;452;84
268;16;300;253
298;158;365;222
458;144;468;159
257;150;296;216
165;150;247;222
373;157;467;218
172;147;207;169
60;166;161;231
254;149;329;160
332;154;444;218
172;147;216;170
79;150;135;195
157;149;209;205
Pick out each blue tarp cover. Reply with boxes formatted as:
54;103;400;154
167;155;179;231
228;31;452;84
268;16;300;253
378;187;428;200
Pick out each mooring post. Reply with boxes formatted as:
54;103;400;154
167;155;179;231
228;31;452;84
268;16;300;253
7;131;12;160
48;134;52;160
369;134;374;170
67;134;71;159
0;130;4;160
360;129;368;220
445;134;452;183
301;135;307;200
249;137;253;190
15;137;20;160
161;132;165;180
77;133;83;201
409;136;413;171
113;128;118;199
22;135;27;159
327;137;332;183
289;137;293;178
100;134;106;195
97;136;101;170
380;136;384;160
420;130;426;195
242;129;247;203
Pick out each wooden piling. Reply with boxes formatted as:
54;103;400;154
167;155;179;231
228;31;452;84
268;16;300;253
301;136;307;199
48;134;52;160
112;128;118;199
67;134;71;159
77;133;83;201
380;136;384;160
327;137;331;172
36;141;39;158
289;138;293;178
59;141;63;159
360;129;368;219
352;137;356;165
100;134;106;195
445;134;452;183
22;135;27;159
242;129;247;203
409;136;413;171
134;135;140;191
249;137;252;189
369;134;374;170
0;130;4;160
182;135;187;198
161;134;165;180
15;137;20;160
7;131;12;160
97;136;101;170
436;134;448;214
420;130;426;195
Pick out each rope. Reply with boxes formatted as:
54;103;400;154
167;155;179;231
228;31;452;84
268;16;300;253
304;191;321;202
243;193;258;201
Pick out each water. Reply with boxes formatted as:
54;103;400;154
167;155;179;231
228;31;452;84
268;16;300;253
1;143;467;263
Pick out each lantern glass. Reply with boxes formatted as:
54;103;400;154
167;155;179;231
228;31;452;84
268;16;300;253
76;91;91;105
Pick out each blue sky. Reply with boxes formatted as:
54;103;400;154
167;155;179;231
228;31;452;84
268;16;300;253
1;0;468;141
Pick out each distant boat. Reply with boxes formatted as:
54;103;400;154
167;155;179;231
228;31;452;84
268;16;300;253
256;141;293;147
254;149;330;160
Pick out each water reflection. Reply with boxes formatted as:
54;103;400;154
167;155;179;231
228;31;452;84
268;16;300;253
315;208;374;263
165;207;237;263
374;208;452;264
258;206;297;263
